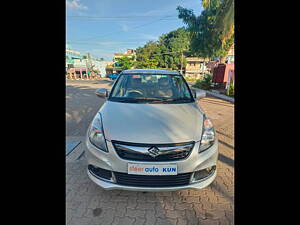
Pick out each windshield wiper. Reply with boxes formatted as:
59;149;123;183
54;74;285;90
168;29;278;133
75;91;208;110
131;97;162;101
130;97;165;103
111;97;163;103
111;97;192;103
112;98;139;103
163;98;193;103
130;97;192;103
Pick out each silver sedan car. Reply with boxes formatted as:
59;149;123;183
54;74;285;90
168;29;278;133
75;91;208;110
85;69;218;191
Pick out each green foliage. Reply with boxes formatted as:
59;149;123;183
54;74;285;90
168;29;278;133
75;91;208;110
184;76;198;82
135;41;160;69
135;58;159;69
192;74;213;90
116;56;135;70
214;0;234;46
135;28;191;70
226;82;234;97
177;0;234;61
158;28;191;70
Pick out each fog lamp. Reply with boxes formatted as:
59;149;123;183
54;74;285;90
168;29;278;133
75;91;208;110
192;165;216;182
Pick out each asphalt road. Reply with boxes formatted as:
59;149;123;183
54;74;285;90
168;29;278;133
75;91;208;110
66;79;113;137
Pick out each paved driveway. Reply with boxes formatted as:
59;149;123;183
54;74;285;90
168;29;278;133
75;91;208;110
66;80;234;225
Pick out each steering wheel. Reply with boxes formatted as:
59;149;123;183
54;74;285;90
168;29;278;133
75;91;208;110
127;90;144;98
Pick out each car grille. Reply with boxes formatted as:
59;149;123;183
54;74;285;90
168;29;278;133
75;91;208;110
112;140;195;162
114;172;192;187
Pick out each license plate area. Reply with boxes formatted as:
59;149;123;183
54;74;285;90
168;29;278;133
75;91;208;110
128;163;177;175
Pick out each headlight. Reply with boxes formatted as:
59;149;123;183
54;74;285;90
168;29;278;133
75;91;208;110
199;116;215;153
88;113;108;152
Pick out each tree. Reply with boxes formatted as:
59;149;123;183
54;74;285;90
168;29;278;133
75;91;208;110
203;0;234;47
116;56;135;70
177;0;234;62
135;58;159;69
135;28;191;70
158;28;191;70
135;41;160;68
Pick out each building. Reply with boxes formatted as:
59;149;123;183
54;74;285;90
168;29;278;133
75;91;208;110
184;57;208;79
66;44;88;79
200;43;235;77
104;49;136;76
113;49;136;61
105;61;121;76
206;61;219;74
212;44;235;89
66;44;84;68
93;60;112;78
212;63;234;89
66;44;111;79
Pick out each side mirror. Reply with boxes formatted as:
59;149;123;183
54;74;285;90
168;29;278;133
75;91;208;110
95;88;109;98
192;89;206;99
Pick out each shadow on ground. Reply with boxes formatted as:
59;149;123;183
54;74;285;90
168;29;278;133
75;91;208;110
66;85;106;136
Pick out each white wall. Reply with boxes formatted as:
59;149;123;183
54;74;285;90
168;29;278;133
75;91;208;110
92;60;110;77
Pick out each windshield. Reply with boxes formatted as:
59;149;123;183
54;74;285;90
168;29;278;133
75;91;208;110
109;74;194;103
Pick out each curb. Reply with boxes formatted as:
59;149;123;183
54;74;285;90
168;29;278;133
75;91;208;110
191;87;234;103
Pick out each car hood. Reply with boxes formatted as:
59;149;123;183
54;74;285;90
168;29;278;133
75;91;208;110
100;101;204;144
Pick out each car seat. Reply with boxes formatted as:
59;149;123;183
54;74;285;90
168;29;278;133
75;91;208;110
156;77;174;98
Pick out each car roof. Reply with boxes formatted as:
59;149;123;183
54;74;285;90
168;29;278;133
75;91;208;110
121;69;181;75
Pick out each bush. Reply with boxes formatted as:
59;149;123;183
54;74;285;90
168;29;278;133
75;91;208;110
192;74;213;90
226;82;234;97
185;77;197;82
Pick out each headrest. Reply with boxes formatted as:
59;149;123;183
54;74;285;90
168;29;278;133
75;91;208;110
158;77;169;87
130;78;142;86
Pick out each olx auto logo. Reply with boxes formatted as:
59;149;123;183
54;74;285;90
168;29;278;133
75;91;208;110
148;146;160;158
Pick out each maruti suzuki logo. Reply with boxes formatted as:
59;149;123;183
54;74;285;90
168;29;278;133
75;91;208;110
148;146;160;158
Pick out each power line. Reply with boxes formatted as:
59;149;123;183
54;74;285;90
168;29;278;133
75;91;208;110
68;18;178;21
67;37;158;43
67;15;178;19
68;41;150;44
69;41;146;43
66;42;146;46
69;15;176;41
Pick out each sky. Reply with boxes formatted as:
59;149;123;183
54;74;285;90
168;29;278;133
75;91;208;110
66;0;203;61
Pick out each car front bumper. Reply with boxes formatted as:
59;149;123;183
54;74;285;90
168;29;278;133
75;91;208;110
85;138;219;191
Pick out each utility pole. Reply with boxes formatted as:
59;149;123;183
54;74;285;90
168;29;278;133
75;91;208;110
180;51;184;74
87;53;94;80
85;53;89;80
89;53;92;80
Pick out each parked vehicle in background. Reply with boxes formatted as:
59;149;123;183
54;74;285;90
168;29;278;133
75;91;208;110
85;69;219;191
108;73;119;80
